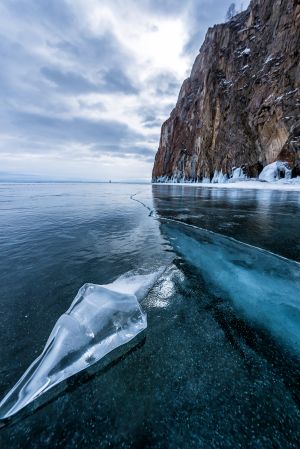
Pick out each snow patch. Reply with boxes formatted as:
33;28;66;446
264;55;274;64
259;161;291;183
277;176;300;185
241;47;251;55
229;167;247;182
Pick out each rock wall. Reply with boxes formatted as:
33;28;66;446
152;0;300;182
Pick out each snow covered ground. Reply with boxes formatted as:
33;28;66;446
154;162;300;191
153;180;300;191
153;180;300;192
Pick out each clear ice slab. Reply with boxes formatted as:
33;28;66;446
0;272;159;419
162;220;300;356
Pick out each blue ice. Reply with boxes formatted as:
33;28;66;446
163;221;300;356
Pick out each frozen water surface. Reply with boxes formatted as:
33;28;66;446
160;220;300;356
0;183;299;448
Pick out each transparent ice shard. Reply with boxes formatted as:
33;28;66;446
0;272;161;419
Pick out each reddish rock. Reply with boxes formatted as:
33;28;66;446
152;0;300;182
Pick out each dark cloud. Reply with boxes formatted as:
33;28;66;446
42;30;138;95
41;67;98;94
148;71;181;96
40;65;138;95
1;110;153;159
47;33;135;76
45;34;129;86
140;0;186;16
90;144;155;159
79;34;132;67
142;117;163;128
139;104;175;128
47;35;129;74
10;111;138;148
47;40;80;57
0;36;31;99
78;100;106;111
5;0;74;30
98;68;139;95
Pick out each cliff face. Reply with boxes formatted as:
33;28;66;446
152;0;300;182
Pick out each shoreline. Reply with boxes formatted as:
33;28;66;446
152;180;300;191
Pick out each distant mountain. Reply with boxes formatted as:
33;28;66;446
152;0;300;182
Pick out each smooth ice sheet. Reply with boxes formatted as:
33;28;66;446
0;272;160;419
162;220;300;356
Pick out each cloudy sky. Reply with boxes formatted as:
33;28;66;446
0;0;248;182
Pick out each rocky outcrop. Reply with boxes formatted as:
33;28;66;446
152;0;300;182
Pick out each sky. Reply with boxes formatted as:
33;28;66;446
0;0;249;182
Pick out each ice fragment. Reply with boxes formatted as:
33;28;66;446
0;273;156;419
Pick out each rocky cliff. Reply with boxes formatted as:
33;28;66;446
152;0;300;182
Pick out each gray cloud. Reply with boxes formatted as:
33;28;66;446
142;116;163;128
98;68;139;95
0;0;250;180
6;0;74;31
41;67;98;94
8;111;142;154
47;40;80;56
138;104;175;129
78;34;133;68
141;0;186;16
149;71;181;96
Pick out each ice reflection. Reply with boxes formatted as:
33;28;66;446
152;185;300;262
146;266;182;309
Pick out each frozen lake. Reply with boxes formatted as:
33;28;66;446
0;183;299;448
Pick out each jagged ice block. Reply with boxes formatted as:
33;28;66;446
0;272;158;419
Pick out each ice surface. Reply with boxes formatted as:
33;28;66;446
0;272;161;419
162;220;300;356
259;161;291;182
